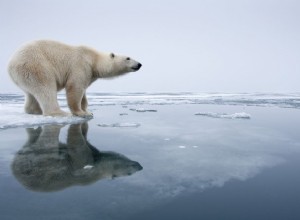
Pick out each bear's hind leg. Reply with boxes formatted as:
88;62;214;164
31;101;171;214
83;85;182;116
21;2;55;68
25;93;43;115
34;90;70;117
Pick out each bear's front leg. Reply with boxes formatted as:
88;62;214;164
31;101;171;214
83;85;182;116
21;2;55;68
66;85;93;118
81;93;93;116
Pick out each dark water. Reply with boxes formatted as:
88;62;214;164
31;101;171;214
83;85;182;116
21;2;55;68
1;104;300;220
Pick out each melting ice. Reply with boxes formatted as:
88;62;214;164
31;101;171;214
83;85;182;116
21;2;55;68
1;92;300;129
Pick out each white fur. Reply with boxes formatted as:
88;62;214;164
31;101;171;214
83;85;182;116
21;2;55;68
8;40;142;117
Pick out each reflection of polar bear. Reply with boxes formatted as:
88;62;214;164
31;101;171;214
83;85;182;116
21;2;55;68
11;123;142;192
8;40;142;117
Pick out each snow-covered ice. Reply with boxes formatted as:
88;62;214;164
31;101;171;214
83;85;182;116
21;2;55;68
0;103;86;130
84;92;300;109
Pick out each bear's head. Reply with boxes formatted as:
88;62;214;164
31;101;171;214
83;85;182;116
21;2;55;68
97;53;142;78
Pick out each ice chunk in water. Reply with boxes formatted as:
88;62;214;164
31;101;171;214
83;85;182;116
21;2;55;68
195;112;251;119
97;122;141;128
130;108;157;112
83;165;94;169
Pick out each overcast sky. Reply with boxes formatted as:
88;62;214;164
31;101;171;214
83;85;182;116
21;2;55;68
1;0;299;93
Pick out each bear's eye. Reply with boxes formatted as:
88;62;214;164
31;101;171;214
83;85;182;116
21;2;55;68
110;53;115;59
126;57;130;61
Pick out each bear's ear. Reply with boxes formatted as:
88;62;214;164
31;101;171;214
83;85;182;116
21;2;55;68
110;53;115;59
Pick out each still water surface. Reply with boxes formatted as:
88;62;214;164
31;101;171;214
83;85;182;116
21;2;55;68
1;101;300;220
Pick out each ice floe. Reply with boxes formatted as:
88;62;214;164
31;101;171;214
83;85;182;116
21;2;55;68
0;103;86;130
129;108;157;112
97;122;141;128
195;112;251;119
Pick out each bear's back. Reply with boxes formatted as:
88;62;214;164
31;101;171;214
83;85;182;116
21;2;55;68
15;40;75;64
8;40;81;80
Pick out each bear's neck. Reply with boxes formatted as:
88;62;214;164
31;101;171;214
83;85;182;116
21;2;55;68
93;59;114;79
92;65;113;79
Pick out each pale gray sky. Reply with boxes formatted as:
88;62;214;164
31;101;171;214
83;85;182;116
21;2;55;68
1;0;299;93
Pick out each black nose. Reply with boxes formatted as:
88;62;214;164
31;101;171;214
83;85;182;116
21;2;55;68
132;63;142;71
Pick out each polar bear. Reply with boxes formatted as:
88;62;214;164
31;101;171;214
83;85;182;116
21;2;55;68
8;40;142;118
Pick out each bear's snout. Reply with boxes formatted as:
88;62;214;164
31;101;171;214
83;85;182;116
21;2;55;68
132;63;142;71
